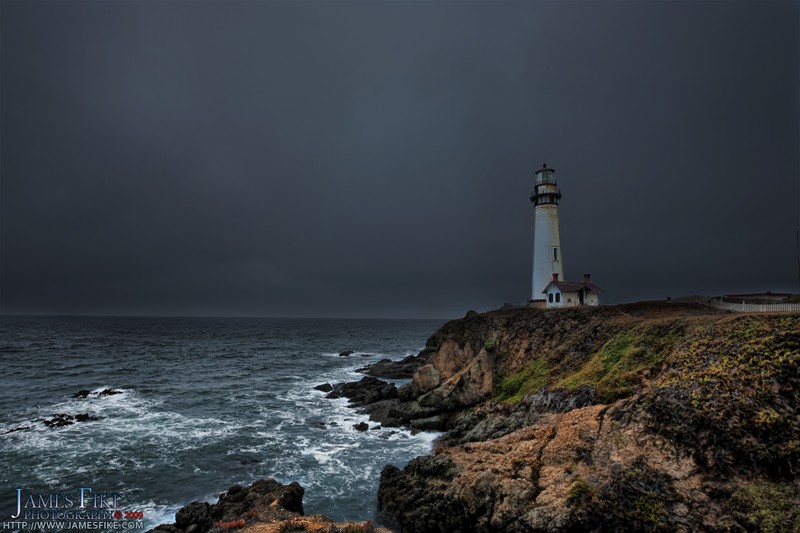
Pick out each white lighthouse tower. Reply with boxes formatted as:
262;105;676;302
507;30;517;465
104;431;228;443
530;163;564;303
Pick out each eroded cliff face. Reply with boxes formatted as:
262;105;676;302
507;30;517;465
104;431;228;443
378;304;800;532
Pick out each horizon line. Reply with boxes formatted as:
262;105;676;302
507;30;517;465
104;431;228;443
0;311;454;322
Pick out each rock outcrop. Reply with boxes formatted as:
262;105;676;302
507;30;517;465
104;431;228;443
147;479;390;533
325;376;398;405
148;479;304;533
357;349;435;379
376;303;800;532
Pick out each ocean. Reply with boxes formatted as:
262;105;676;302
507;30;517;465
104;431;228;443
0;316;444;530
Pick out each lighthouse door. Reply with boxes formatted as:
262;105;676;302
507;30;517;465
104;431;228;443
579;289;585;305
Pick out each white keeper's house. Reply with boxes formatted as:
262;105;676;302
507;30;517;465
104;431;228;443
541;273;603;308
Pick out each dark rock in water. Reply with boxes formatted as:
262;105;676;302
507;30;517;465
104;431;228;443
363;399;396;423
360;353;374;357
43;413;101;428
357;353;429;379
74;413;101;423
43;414;74;428
147;479;304;533
74;388;122;399
325;376;398;406
339;350;354;357
353;422;369;431
4;426;33;434
314;383;334;393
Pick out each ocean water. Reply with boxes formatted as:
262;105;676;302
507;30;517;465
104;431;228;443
0;316;444;530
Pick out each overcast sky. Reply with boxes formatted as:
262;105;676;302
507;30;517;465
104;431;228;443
1;0;798;319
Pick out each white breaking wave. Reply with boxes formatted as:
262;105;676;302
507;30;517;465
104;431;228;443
0;316;445;528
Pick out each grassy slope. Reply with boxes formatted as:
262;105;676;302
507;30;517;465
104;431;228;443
473;305;800;531
488;308;800;471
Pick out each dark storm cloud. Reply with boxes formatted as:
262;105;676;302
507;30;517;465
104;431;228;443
1;0;798;318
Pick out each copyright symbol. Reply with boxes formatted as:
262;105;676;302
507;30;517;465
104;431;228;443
114;511;122;519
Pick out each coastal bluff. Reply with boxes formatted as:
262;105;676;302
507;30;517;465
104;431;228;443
152;303;800;532
372;303;800;532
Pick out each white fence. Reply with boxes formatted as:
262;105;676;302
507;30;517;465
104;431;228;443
708;299;800;313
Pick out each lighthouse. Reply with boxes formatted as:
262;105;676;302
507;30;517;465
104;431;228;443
530;163;564;303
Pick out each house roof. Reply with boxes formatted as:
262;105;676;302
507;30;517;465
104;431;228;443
541;280;604;294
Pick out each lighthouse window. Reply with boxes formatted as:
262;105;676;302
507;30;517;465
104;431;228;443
553;248;559;261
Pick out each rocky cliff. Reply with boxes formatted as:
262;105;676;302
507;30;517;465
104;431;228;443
375;303;800;532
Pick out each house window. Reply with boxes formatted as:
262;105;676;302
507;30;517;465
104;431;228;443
555;293;561;303
548;294;553;303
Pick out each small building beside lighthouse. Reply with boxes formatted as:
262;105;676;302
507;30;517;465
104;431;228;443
541;273;603;308
528;163;602;308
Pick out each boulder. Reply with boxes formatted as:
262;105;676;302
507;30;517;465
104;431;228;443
413;364;441;394
410;415;445;431
362;399;396;423
175;502;212;532
357;354;427;379
325;377;398;406
417;350;493;412
388;401;440;424
314;383;334;393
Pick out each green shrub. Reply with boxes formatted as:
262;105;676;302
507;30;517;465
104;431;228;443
569;460;676;532
729;482;800;533
558;325;681;403
497;358;550;404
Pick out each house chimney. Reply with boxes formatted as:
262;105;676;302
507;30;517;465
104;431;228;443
552;273;559;282
584;273;591;283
